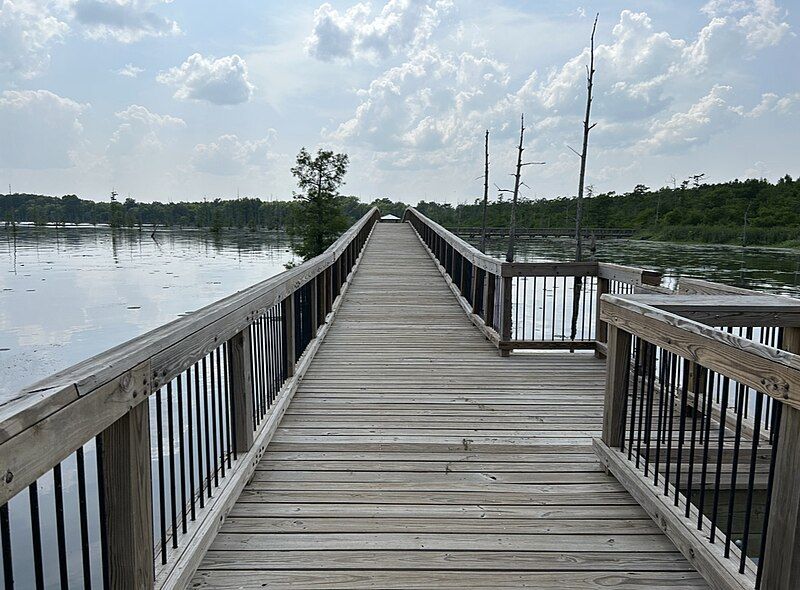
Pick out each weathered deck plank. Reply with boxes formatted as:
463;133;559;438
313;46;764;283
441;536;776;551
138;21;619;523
192;223;706;588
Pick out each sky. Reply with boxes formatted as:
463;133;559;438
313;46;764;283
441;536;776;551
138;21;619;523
0;0;798;205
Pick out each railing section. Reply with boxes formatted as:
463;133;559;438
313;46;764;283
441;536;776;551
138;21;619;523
595;293;800;590
403;207;661;355
0;208;380;589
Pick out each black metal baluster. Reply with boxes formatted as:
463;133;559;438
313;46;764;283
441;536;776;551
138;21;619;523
209;351;219;488
740;389;764;572
28;483;44;590
664;352;678;496
155;390;167;563
756;402;781;589
643;345;658;475
166;383;178;549
76;447;93;589
186;368;196;521
214;347;225;477
697;370;716;530
684;367;703;518
531;277;537;340
560;277;567;340
53;463;69;589
627;339;642;458
0;503;11;590
251;320;261;423
94;437;110;590
673;360;690;507
653;350;668;484
635;343;650;467
709;376;731;543
177;375;188;532
202;357;212;499
194;362;205;509
724;381;746;557
268;316;280;410
551;277;557;340
223;343;234;465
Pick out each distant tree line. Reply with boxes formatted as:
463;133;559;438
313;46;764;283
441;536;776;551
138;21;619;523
0;193;297;231
416;175;800;247
2;174;799;247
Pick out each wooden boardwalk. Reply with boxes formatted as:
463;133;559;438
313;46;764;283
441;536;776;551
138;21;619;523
192;224;707;588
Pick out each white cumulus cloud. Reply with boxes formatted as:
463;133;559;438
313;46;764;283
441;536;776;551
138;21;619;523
306;0;453;61
157;53;255;105
192;132;278;176
107;104;184;158
0;90;88;169
71;0;180;43
333;46;509;167
0;0;69;78
115;63;144;77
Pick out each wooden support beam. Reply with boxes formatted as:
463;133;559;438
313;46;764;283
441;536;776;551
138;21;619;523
500;277;512;357
100;402;154;588
485;273;496;331
618;294;800;327
601;325;632;448
227;329;254;453
761;326;800;590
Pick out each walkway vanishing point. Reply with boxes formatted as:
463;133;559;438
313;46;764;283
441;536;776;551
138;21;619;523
2;208;800;589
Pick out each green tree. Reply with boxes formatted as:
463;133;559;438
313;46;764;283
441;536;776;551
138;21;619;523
289;147;349;259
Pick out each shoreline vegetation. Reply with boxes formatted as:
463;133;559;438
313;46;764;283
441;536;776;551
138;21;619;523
2;175;798;249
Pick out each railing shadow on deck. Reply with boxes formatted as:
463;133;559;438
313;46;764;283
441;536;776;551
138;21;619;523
0;208;380;589
403;207;662;357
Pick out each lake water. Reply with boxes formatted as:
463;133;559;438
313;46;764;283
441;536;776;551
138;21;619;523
487;237;800;297
0;226;294;400
2;226;800;400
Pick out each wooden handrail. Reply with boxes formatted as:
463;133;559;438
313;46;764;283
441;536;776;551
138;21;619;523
677;277;766;296
600;294;800;407
0;207;381;588
403;207;504;275
598;293;800;589
404;207;662;355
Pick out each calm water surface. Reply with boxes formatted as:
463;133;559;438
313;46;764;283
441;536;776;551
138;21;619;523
2;227;800;400
488;237;800;297
0;226;294;400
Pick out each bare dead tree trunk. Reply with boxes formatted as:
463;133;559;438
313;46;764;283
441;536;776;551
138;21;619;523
480;130;490;253
506;115;525;263
570;14;599;348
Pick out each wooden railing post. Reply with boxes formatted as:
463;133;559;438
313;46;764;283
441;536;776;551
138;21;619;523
761;326;800;590
227;329;254;453
310;276;319;335
601;324;632;448
595;276;609;358
500;276;512;357
282;294;296;378
100;401;154;588
485;273;496;331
